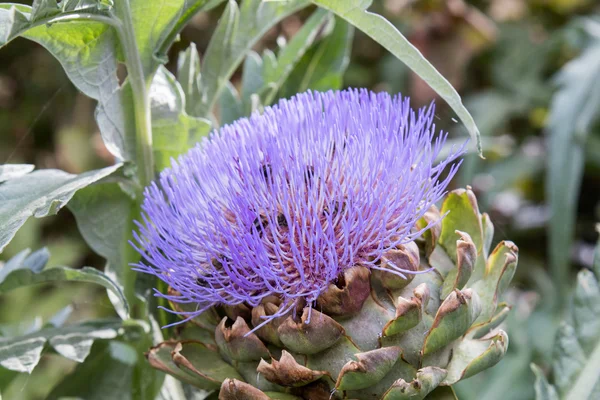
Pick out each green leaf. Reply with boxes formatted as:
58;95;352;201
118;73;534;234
543;269;600;400
218;81;244;126
262;8;332;102
195;0;310;117
0;320;122;373
546;43;600;302
531;364;559;400
240;51;265;113
155;0;227;57
0;265;129;319
310;0;482;155
553;323;586;397
68;182;137;319
571;269;600;353
279;15;353;100
0;164;34;183
150;66;212;171
0;245;129;319
177;42;202;115
0;4;32;46
0;247;49;283
564;270;600;400
0;164;122;253
0;2;111;48
47;340;163;400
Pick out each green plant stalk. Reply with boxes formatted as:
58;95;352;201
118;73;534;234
124;202;144;319
113;1;155;189
111;2;155;318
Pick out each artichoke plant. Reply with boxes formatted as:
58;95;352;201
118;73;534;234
134;90;518;399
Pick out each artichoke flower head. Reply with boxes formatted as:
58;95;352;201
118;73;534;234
133;89;517;399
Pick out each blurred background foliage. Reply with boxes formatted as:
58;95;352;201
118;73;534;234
0;0;599;399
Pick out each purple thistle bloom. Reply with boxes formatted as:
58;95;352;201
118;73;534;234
132;89;464;327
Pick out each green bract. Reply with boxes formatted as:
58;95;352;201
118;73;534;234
147;188;518;399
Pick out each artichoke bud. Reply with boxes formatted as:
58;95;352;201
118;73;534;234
278;307;345;354
316;265;371;316
257;350;328;387
218;378;270;400
215;317;270;362
374;241;420;290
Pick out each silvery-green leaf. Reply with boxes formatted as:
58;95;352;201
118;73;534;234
0;247;49;283
0;4;32;46
0;164;34;183
572;269;600;353
0;2;111;47
46;340;156;400
0;164;121;253
0;320;122;373
531;364;559;400
544;269;600;400
547;43;600;301
0;265;128;319
68;183;137;319
553;323;587;398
